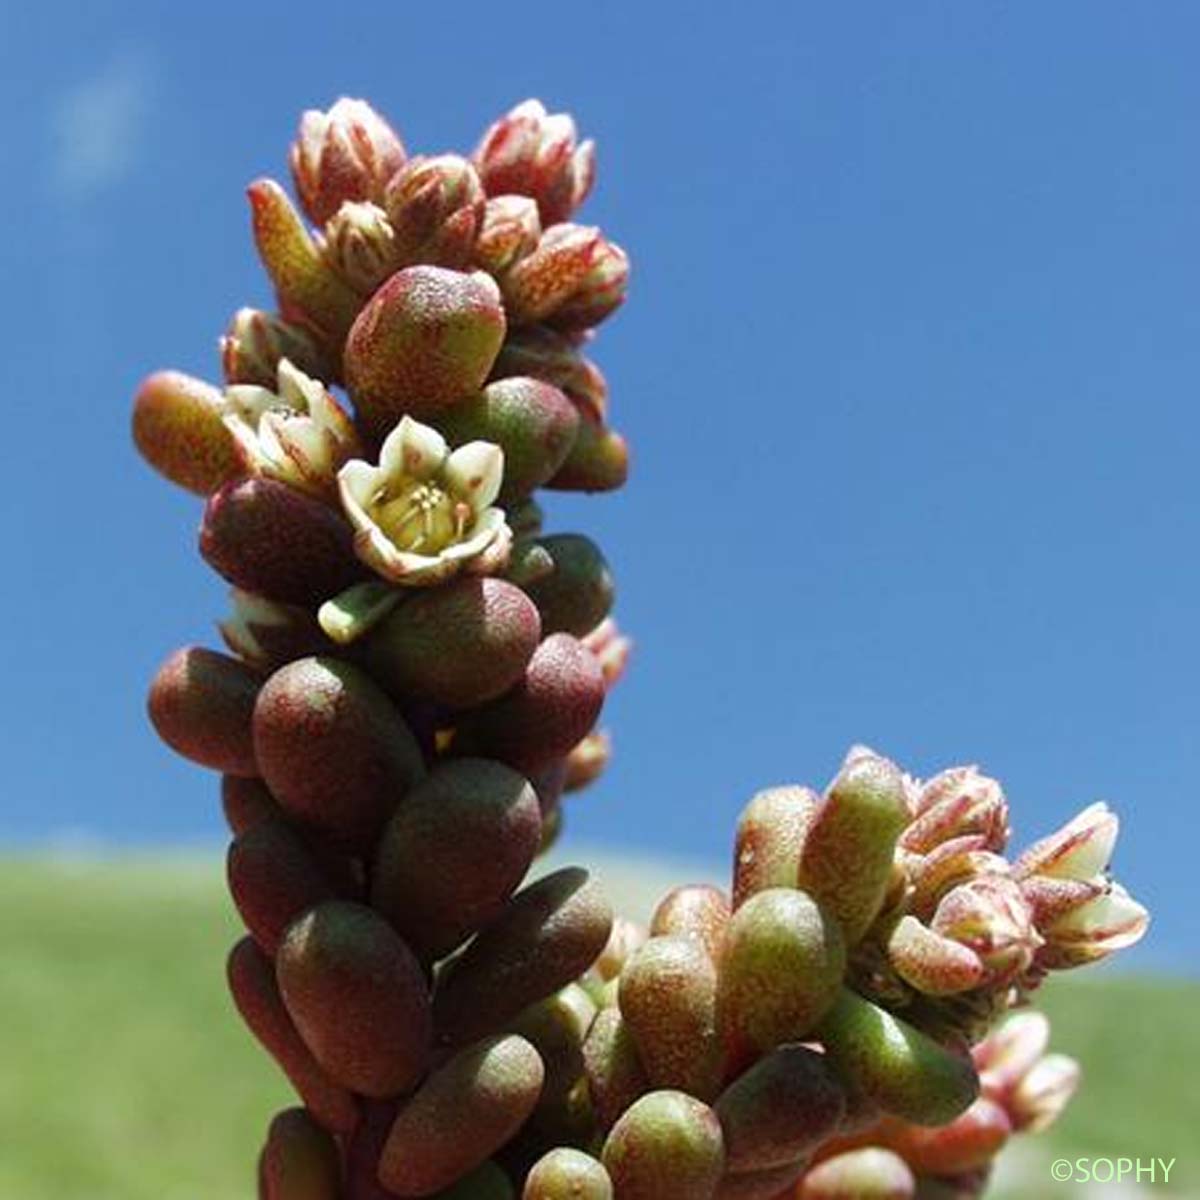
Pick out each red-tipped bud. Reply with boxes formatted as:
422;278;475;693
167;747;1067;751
972;1011;1050;1098
382;153;487;270
475;98;595;225
317;200;398;295
289;98;406;226
905;835;1009;921
564;729;612;792
1006;1052;1080;1132
901;767;1010;855
1034;881;1149;969
581;617;633;690
221;308;332;387
475;194;542;275
546;237;629;333
931;876;1042;989
501;224;603;325
1015;801;1120;882
132;370;240;496
886;915;986;996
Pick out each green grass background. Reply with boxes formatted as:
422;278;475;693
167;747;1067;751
1;855;1194;1200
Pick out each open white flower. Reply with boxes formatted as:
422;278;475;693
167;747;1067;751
223;358;361;499
338;415;510;586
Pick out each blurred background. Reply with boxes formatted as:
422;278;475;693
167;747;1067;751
0;2;1196;1197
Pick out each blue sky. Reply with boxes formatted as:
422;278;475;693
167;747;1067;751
1;2;1196;971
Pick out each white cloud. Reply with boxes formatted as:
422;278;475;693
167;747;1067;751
50;47;157;198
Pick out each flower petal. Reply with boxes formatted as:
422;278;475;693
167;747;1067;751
380;415;447;481
443;440;504;512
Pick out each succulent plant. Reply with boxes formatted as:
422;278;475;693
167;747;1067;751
133;94;1148;1200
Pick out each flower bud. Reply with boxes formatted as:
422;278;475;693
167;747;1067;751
219;589;331;671
509;983;596;1115
931;876;1042;989
491;324;608;417
717;888;846;1064
799;1148;915;1200
905;835;1008;921
886;915;985;997
475;99;595;225
1007;1052;1080;1132
371;758;542;962
547;238;629;333
798;751;911;945
132;370;240;495
317;200;398;295
732;785;819;909
343;265;506;433
901;767;1009;855
581;617;633;690
247;179;361;343
1014;801;1119;882
601;1090;726;1200
476;194;542;274
384;153;487;269
620;935;722;1099
224;358;362;501
650;884;731;963
290;98;406;226
434;867;613;1045
524;1148;612;1200
379;1035;544;1196
221;307;331;387
971;1010;1050;1098
817;990;979;1126
714;1044;845;1173
564;729;612;792
501;224;603;325
1035;882;1149;969
147;646;261;776
261;1107;341;1200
